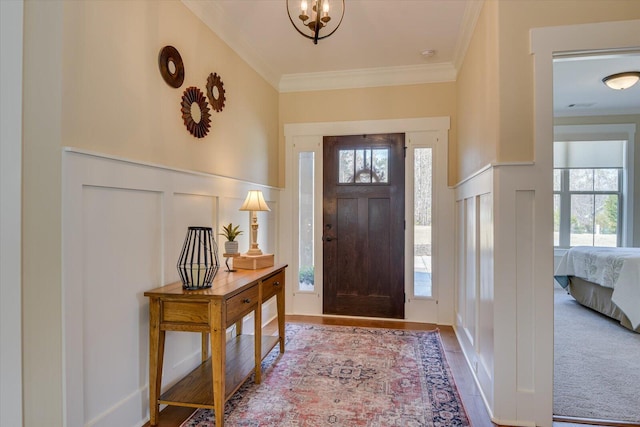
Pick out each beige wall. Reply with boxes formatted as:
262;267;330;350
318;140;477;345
279;82;457;185
456;0;640;183
61;0;279;186
555;114;640;245
455;0;499;183
22;1;279;426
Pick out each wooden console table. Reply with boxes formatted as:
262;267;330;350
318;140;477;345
144;264;287;427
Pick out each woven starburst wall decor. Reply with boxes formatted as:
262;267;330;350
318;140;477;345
157;45;226;139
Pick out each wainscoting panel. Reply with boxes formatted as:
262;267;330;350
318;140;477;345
454;163;552;427
454;168;493;410
464;197;477;346
515;190;535;393
478;192;494;390
81;186;163;426
62;149;280;427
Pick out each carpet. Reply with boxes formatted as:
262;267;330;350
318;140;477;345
554;287;640;422
181;323;470;426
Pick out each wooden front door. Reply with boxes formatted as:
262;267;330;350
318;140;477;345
323;133;405;319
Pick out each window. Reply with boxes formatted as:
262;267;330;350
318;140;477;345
298;152;315;291
553;137;628;248
413;147;432;297
554;168;621;247
338;148;389;183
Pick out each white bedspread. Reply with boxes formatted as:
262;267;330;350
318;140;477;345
554;246;640;329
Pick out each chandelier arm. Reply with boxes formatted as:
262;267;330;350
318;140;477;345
314;0;345;41
286;1;314;40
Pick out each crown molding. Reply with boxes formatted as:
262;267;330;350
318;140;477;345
453;0;484;70
279;62;457;93
181;0;281;90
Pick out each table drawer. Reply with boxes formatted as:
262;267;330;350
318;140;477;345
162;300;209;325
226;285;259;323
261;270;284;301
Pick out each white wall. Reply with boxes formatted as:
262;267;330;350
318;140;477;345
0;1;24;426
62;149;280;427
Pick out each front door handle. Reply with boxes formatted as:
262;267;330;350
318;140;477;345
323;235;337;242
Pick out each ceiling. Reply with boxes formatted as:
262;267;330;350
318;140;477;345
183;0;640;116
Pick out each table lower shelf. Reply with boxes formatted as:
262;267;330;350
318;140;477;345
158;334;280;409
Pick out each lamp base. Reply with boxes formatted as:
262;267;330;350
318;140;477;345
234;253;274;270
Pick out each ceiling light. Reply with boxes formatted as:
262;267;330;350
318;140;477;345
287;0;345;45
602;71;640;90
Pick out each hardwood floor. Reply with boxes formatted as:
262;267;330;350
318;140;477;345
141;315;613;427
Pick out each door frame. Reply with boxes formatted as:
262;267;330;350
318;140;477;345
283;117;454;323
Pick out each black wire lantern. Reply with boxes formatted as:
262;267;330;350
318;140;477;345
177;227;219;290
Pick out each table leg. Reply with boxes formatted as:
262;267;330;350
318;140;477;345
148;297;165;426
254;304;262;384
211;300;226;427
277;288;285;353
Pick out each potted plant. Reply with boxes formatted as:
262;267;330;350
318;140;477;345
220;223;243;255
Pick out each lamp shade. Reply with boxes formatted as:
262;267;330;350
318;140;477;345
239;190;271;212
602;72;640;90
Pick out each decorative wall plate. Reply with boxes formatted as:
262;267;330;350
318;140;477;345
206;73;226;112
158;45;185;88
180;87;211;138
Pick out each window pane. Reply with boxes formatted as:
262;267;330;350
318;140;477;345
594;194;618;247
338;150;354;183
298;152;315;291
553;169;561;191
569;169;593;191
554;194;560;246
594;169;619;191
414;148;432;297
354;149;370;183
371;149;389;183
570;194;594;246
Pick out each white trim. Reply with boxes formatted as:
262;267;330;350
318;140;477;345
283;118;453;324
0;2;24;427
63;147;281;190
452;0;485;71
279;63;457;93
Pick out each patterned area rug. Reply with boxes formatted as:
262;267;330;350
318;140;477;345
181;323;470;426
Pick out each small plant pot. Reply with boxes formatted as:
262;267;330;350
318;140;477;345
224;241;239;255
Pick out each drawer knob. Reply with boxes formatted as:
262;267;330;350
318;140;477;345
242;298;251;304
273;281;281;287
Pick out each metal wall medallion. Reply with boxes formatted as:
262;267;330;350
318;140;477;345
158;45;185;88
180;87;211;138
206;73;226;112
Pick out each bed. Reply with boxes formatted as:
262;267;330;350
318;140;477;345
554;246;640;333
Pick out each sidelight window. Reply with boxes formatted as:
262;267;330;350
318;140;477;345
413;147;432;297
298;152;315;291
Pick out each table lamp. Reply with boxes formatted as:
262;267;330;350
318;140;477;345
239;190;271;256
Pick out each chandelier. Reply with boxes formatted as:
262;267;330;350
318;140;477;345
286;0;345;44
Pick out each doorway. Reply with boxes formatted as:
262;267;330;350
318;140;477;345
283;117;453;323
322;133;405;318
531;18;640;427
